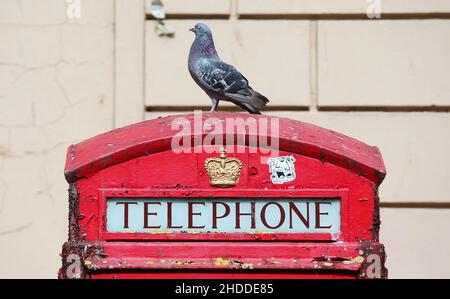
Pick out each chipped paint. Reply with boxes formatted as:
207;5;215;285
341;256;365;265
214;257;231;266
269;258;281;264
213;258;253;269
240;263;253;270
254;230;274;234
146;230;173;234
60;113;387;279
173;260;194;265
354;256;365;264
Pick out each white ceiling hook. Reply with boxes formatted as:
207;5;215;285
156;21;175;37
150;0;165;20
149;0;175;37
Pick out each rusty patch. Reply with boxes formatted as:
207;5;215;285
67;183;81;242
371;186;381;242
357;241;388;279
59;183;107;279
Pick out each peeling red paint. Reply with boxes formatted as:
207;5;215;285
60;113;387;279
64;113;385;184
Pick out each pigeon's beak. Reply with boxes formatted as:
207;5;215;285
189;27;195;33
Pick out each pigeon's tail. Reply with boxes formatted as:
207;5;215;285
224;89;269;114
250;90;269;107
235;102;263;114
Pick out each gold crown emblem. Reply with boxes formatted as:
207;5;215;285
204;147;242;187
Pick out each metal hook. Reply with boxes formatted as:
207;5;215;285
149;0;175;37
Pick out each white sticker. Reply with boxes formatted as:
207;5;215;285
267;155;296;184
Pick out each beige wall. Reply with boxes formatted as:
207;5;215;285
1;0;449;278
0;0;115;278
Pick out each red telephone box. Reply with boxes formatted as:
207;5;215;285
59;112;387;279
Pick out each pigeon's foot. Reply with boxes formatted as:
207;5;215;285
210;99;219;112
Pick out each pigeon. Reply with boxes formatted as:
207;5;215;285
188;23;269;114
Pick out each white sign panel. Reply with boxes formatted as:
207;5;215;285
106;198;341;234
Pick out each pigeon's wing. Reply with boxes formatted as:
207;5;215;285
197;59;248;94
197;59;269;114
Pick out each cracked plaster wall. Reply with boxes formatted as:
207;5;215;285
0;0;114;278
